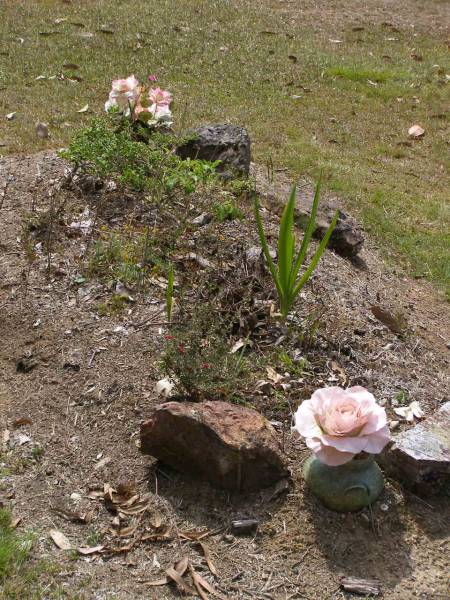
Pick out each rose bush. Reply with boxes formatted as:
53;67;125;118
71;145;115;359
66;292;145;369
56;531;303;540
104;75;140;115
294;386;390;466
105;75;173;127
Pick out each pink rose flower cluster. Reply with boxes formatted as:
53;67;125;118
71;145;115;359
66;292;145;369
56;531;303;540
105;74;173;126
294;386;390;466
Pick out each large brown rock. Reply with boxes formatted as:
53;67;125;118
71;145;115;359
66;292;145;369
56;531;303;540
378;402;450;495
140;401;288;491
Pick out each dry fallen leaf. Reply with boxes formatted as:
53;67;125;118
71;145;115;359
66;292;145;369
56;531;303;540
50;529;72;550
166;559;196;595
266;366;283;384
77;104;89;113
6;112;16;121
230;339;245;354
12;417;32;428
394;401;425;423
408;124;425;138
94;456;111;471
10;517;22;529
191;566;227;600
370;305;406;335
198;541;217;576
77;545;104;555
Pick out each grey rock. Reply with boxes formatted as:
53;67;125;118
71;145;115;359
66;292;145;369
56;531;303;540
378;401;450;495
176;124;251;177
190;212;212;226
140;400;288;491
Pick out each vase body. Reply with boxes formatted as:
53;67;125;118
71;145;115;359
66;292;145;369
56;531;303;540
303;454;384;512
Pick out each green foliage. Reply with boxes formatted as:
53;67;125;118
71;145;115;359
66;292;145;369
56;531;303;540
59;117;219;194
214;199;244;222
325;65;404;83
88;227;164;286
161;308;247;401
0;509;34;582
254;177;338;318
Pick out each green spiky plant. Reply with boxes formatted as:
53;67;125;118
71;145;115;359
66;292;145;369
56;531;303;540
254;176;338;318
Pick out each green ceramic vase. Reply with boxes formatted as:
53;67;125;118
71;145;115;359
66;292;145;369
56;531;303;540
302;453;384;512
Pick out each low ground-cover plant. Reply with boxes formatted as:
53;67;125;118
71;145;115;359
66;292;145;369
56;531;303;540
214;199;244;222
254;177;338;319
88;226;165;286
161;307;247;402
60;117;219;194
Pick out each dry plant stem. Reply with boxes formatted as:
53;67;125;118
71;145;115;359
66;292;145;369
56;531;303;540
46;186;56;278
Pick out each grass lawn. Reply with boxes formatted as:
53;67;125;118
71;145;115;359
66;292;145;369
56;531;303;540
0;0;448;293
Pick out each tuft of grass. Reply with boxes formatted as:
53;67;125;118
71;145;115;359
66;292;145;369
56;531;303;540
0;509;34;582
325;65;402;83
88;226;165;286
0;0;448;292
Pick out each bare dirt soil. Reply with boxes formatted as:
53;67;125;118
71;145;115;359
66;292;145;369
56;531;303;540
0;149;449;599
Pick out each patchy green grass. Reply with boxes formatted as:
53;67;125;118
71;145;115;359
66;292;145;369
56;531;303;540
0;507;77;599
325;65;403;83
0;0;448;292
0;508;33;580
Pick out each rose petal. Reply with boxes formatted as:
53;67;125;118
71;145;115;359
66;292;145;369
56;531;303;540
321;434;367;454
361;426;391;454
294;401;322;438
314;445;355;466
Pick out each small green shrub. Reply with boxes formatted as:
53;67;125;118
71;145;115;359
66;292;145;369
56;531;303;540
161;309;247;401
60;117;219;194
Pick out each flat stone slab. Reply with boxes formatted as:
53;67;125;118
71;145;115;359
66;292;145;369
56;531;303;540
378;402;450;495
140;400;288;491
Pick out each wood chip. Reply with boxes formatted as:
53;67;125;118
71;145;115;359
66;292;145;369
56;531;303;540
198;541;218;576
340;577;381;596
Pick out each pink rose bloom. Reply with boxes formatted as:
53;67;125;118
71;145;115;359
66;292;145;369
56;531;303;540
294;386;390;466
148;87;172;107
105;75;140;114
135;102;173;126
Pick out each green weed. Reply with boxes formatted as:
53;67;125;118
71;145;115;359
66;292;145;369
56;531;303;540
214;200;244;222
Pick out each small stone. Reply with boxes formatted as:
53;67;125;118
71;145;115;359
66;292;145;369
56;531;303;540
190;212;212;226
176;124;251;177
140;400;288;491
231;518;259;534
16;357;38;373
378;402;450;495
35;122;49;139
